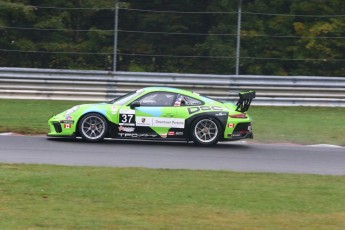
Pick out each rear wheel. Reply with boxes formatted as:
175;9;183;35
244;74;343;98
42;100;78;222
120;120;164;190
191;118;220;146
78;113;108;142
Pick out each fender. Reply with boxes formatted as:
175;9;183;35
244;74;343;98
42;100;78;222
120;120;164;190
184;112;229;139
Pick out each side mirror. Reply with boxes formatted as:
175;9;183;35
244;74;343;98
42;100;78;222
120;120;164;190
130;101;141;109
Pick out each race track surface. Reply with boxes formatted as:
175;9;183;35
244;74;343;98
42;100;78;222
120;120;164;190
0;136;344;175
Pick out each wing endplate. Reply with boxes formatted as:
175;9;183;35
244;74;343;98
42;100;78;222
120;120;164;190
235;91;256;113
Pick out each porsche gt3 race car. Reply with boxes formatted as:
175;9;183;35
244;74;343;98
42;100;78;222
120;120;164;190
48;87;255;146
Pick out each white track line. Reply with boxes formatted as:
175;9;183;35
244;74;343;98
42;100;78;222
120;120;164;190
307;144;344;148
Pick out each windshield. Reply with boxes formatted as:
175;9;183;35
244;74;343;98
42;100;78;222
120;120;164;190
108;90;144;105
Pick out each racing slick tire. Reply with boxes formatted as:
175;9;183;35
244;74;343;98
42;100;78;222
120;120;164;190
78;113;108;142
191;118;221;146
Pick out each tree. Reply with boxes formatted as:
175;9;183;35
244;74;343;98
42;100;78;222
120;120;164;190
239;0;345;76
0;0;344;76
0;0;116;70
117;0;214;73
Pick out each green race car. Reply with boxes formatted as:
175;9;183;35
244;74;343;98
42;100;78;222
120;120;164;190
48;87;255;146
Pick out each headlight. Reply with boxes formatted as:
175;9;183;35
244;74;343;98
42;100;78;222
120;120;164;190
64;105;80;117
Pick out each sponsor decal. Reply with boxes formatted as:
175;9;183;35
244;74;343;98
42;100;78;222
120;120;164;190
136;117;185;128
64;124;72;129
188;106;224;115
60;120;74;124
136;117;153;126
118;126;135;132
119;109;135;115
175;132;184;136
153;118;185;128
161;133;167;138
232;133;241;137
118;133;158;138
65;115;72;120
168;131;175;136
228;123;235;128
111;106;118;114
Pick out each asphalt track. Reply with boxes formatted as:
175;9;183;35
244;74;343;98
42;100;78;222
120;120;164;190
0;135;344;175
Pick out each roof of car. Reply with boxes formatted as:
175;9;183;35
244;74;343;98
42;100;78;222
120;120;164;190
142;86;194;95
141;86;217;104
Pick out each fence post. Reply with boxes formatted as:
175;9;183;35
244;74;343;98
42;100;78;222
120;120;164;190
235;0;243;76
113;1;119;72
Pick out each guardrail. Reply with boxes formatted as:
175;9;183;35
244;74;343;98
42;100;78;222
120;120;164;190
0;67;344;107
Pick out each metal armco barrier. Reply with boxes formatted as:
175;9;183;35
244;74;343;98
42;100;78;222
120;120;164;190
0;67;344;107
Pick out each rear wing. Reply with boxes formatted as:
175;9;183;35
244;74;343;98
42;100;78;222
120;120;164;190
235;91;256;113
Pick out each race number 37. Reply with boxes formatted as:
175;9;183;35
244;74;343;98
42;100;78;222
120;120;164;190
119;113;135;126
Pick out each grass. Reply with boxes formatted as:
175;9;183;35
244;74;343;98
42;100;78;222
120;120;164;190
249;106;345;145
0;99;344;145
0;99;82;134
1;164;345;229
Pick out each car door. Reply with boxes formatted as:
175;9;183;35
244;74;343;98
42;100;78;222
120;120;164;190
120;92;183;138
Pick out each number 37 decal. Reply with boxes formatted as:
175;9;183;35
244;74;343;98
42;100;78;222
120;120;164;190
119;110;136;126
121;114;134;123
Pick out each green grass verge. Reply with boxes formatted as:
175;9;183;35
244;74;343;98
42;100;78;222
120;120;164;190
1;164;345;229
0;99;344;145
0;99;81;134
249;106;345;145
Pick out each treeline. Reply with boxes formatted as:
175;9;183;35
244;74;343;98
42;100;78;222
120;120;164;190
0;0;344;76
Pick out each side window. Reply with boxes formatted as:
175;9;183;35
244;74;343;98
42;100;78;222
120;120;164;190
139;92;176;106
174;94;203;106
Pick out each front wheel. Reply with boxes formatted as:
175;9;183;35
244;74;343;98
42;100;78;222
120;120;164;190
78;113;108;142
191;118;221;146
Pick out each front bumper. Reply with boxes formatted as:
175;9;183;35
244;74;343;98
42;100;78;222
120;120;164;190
48;115;76;137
